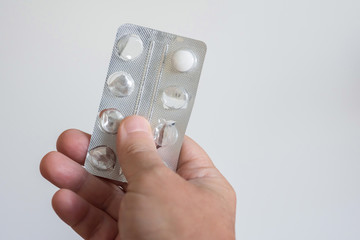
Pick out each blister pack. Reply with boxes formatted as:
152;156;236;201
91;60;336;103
84;24;206;182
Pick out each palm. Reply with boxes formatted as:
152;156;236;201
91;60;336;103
41;130;235;239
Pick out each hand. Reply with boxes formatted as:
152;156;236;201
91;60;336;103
40;116;236;240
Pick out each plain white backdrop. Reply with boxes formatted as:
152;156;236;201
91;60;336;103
0;0;359;239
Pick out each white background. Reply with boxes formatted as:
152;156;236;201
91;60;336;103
0;0;359;239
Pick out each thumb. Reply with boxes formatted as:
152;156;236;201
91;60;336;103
117;115;164;182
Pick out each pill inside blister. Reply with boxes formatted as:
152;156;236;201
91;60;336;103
98;108;124;134
84;24;207;182
88;146;116;171
161;86;189;109
154;119;178;148
116;34;143;61
172;49;196;72
107;71;135;97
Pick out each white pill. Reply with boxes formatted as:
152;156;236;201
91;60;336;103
172;50;195;72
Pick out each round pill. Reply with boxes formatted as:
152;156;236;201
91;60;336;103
107;71;135;97
98;108;124;134
88;146;116;171
172;50;195;72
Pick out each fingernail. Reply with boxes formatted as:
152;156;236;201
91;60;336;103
122;116;150;134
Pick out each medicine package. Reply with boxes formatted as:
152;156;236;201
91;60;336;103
84;24;207;182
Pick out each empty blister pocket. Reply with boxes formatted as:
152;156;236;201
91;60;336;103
84;24;207;182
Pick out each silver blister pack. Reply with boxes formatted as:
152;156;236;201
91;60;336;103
84;24;206;182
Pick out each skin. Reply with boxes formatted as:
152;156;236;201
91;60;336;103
40;116;236;240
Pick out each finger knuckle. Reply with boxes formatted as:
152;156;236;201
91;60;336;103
136;165;167;184
124;142;152;157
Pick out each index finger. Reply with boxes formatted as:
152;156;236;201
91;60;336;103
56;129;91;165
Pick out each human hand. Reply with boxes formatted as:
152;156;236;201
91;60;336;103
40;116;236;240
